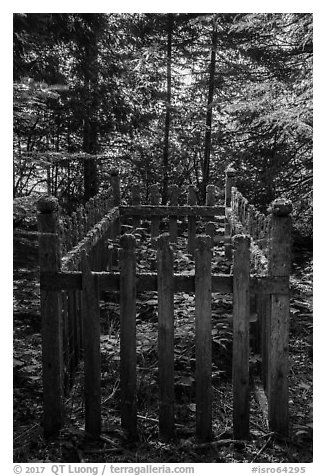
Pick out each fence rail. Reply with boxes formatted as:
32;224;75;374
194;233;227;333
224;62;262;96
37;167;292;441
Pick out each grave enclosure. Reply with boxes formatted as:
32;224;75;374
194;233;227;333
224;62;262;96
37;168;292;442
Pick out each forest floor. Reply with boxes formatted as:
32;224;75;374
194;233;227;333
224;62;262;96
13;220;313;464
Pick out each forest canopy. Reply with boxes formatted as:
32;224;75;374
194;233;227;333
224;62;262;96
13;13;313;241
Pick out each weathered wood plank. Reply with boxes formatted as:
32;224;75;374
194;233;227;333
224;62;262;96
232;234;250;439
268;200;292;436
120;234;137;438
37;197;64;437
195;235;212;442
81;251;101;437
157;234;175;440
40;271;230;293
119;205;225;217
40;271;289;296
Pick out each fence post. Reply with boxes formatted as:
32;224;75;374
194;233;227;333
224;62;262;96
187;185;197;256
149;184;160;241
81;251;101;437
225;167;236;259
37;196;64;437
168;184;179;243
232;234;250;439
195;235;212;442
206;184;216;207
120;234;137;439
225;166;236;208
157;234;175;440
268;199;292;436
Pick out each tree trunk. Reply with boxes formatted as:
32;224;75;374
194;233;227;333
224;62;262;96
82;37;99;202
162;14;173;205
201;24;218;202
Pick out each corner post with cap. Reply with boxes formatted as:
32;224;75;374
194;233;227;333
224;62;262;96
37;196;64;437
268;199;292;436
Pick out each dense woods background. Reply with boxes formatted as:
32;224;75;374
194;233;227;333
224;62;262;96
13;13;312;243
13;13;314;463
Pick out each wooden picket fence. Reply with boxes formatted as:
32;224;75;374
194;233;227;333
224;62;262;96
37;167;292;441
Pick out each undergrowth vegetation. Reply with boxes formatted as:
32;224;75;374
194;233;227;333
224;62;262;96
13;218;312;463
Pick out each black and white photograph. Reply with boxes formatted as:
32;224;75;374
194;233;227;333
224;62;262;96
12;8;314;470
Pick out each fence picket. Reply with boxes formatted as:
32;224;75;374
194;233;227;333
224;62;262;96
157;234;175;440
232;234;250;439
120;234;137;438
206;184;216;207
81;251;101;437
195;235;212;442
